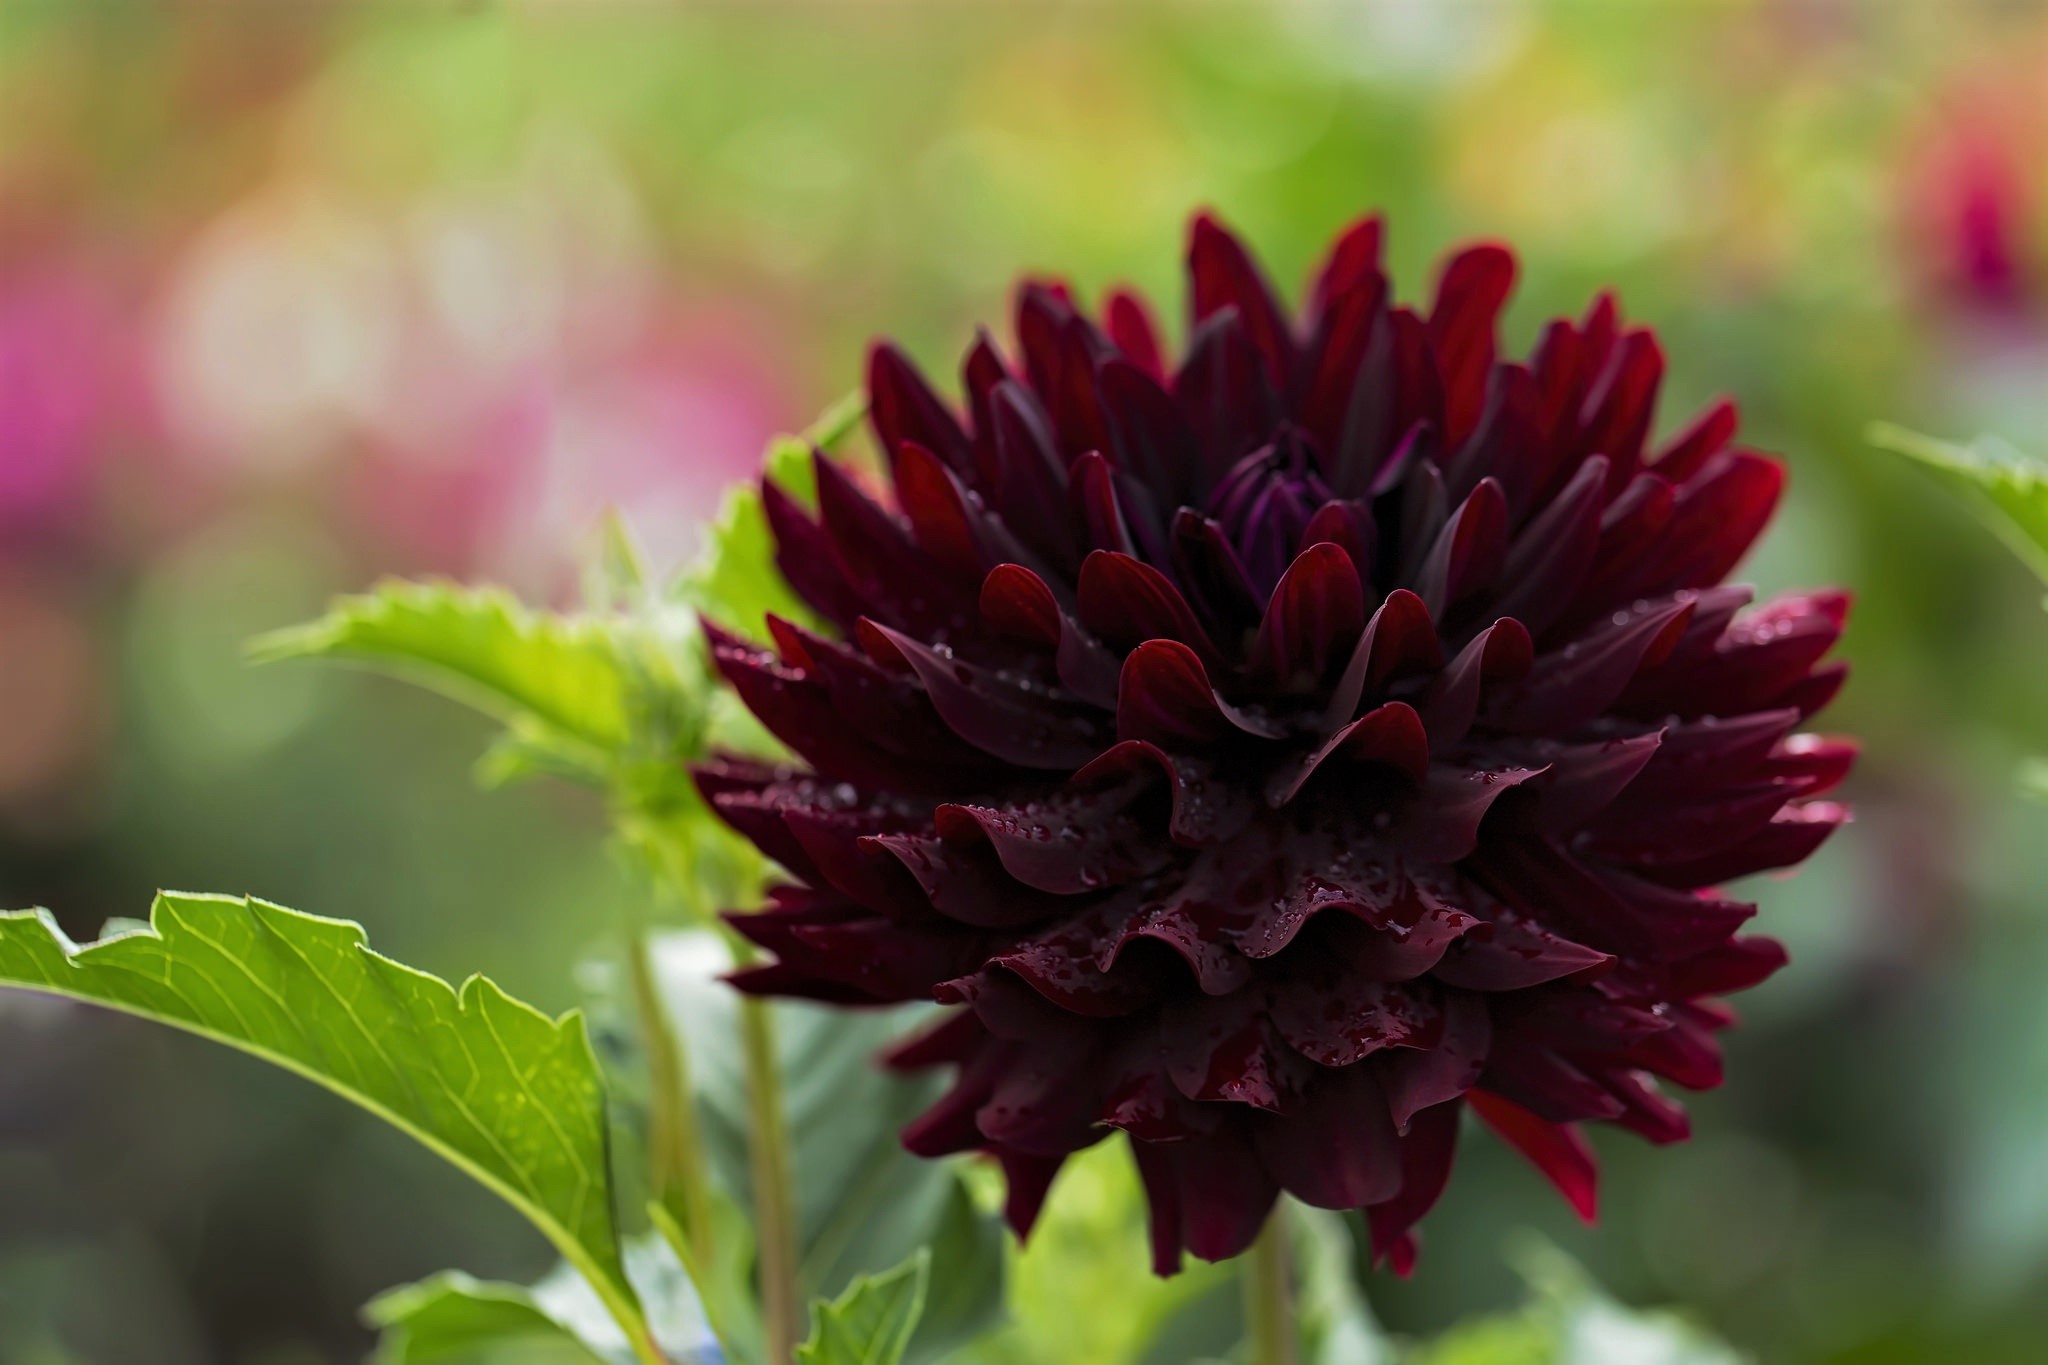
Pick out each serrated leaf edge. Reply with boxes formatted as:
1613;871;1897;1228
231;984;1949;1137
0;892;655;1359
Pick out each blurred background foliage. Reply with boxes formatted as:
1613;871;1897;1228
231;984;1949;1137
1;2;2046;1361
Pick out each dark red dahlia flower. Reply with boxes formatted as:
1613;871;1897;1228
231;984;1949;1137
701;212;1852;1275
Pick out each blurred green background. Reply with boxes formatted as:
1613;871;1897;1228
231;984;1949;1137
2;2;2047;1361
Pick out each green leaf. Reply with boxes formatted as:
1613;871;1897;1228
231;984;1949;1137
367;1273;601;1364
677;393;863;646
250;580;642;766
796;1250;930;1365
639;931;1006;1362
251;574;757;913
652;1195;762;1364
370;1230;719;1365
1410;1237;1741;1365
0;894;651;1356
1871;424;2048;586
677;457;818;647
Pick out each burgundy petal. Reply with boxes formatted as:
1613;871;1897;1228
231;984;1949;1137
1311;214;1385;315
1367;1099;1462;1269
1414;477;1510;619
863;620;1107;769
1117;640;1235;747
1268;701;1430;807
1301;271;1389;456
934;787;1170;894
1271;976;1441;1068
1327;589;1444;727
1433;909;1612;991
1491;454;1607;637
1577;329;1664;491
896;441;986;575
1491;595;1695;734
981;563;1122;706
1652;396;1738;483
1428;244;1516;445
1254;1065;1402;1208
1190;212;1298;399
1418;617;1533;749
1176;308;1284;486
869;342;974;477
1104;288;1166;382
1469;1089;1599;1221
1378;989;1492;1129
1248;542;1368;686
1078;550;1225;663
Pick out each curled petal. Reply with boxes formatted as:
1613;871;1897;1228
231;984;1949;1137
1414;477;1509;618
980;563;1122;706
1271;977;1441;1068
1074;740;1258;847
1388;763;1545;865
1078;550;1224;662
1267;701;1430;807
1419;617;1533;749
1254;1065;1402;1209
864;620;1108;769
1527;730;1664;831
1366;1099;1462;1270
1380;991;1492;1129
1248;542;1368;686
1327;589;1444;727
934;787;1171;894
1117;640;1281;747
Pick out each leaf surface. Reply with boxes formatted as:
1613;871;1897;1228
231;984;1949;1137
1410;1236;1742;1365
648;931;1005;1363
1872;425;2048;585
367;1273;601;1364
796;1250;930;1365
252;580;643;759
678;393;861;646
0;893;640;1334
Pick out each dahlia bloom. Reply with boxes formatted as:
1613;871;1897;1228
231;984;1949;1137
702;213;1851;1274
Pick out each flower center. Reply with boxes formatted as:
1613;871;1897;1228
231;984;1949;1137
1203;428;1336;594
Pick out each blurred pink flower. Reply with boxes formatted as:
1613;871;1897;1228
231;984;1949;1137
342;292;796;586
1899;61;2048;434
152;150;798;583
1901;78;2043;324
0;260;141;534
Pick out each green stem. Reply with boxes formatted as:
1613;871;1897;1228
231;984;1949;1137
603;1288;673;1365
626;923;714;1264
1244;1207;1297;1365
738;989;802;1364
